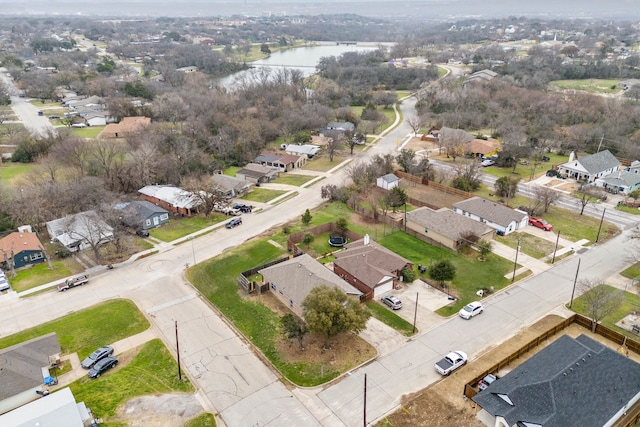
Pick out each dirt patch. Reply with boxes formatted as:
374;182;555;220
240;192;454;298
252;292;377;378
112;393;204;427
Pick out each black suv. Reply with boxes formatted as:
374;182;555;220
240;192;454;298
226;217;242;228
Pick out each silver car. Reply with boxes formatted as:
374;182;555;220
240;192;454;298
81;345;114;369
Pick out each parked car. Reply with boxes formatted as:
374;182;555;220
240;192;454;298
57;274;89;291
136;229;150;237
381;295;403;310
529;217;553;231
232;203;253;213
71;123;86;128
48;115;60;119
546;169;565;179
481;159;495;167
459;301;484;319
37;111;44;116
478;373;498;391
434;350;468;376
0;274;9;291
81;345;114;369
542;155;551;162
87;356;118;378
226;217;242;228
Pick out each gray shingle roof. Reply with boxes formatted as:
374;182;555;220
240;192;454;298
333;238;411;289
598;171;640;188
259;254;361;307
573;150;620;175
473;334;640;427
379;174;398;183
0;333;60;399
452;197;527;227
407;207;493;240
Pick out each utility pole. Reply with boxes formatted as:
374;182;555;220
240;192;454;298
595;208;606;243
569;258;581;308
412;292;419;334
512;238;520;282
551;230;560;264
363;373;367;427
175;320;182;380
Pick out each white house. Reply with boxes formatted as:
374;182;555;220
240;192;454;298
377;174;399;190
558;150;620;182
46;211;114;252
452;197;528;235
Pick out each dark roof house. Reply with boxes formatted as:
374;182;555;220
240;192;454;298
115;200;170;230
473;334;640;427
558;150;621;182
452;197;528;235
236;163;279;184
333;235;412;300
211;174;251;197
0;333;61;415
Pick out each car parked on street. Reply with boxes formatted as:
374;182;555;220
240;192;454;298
88;356;118;378
226;217;242;228
529;217;553;231
81;345;114;369
232;203;253;213
434;350;467;375
381;295;403;310
459;301;484;319
481;158;495;167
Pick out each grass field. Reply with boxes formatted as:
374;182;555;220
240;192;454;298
70;125;104;138
8;259;83;293
149;214;227;242
241;188;288;203
0;299;149;359
69;339;194;422
495;232;558;259
303;156;348;172
273;174;316;186
621;261;640;280
551;79;621;94
0;162;33;183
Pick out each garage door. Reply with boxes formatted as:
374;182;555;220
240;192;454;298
373;281;394;298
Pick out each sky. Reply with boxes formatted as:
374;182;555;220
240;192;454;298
0;0;638;20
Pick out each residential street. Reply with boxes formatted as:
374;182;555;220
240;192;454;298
0;95;639;426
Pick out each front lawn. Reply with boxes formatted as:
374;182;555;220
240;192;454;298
0;299;149;360
241;188;288;203
621;261;640;280
8;259;84;292
274;174;316;186
495;232;558;259
0;162;34;184
186;239;373;386
70;125;104;138
536;205;618;244
303;156;348;172
70;339;194;421
377;231;513;316
366;301;417;336
149;214;227;242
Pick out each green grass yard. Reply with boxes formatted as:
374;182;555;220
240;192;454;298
0;299;149;360
149;214;227;242
366;301;417;336
241;188;288;203
7;259;83;293
274;174;316;186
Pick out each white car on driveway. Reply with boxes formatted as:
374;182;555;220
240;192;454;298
459;301;484;319
434;350;467;375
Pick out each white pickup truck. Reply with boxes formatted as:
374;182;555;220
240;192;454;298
57;275;89;291
434;350;467;376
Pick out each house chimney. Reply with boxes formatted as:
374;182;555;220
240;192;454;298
569;151;575;163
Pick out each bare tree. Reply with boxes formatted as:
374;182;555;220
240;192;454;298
439;127;472;161
61;211;114;262
325;135;344;162
575;185;601;215
534;186;560;213
180;175;228;217
406;115;422;137
577;279;623;333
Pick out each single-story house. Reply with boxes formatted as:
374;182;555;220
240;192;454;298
211;174;252;197
406;207;494;251
0;227;46;270
466;137;500;158
473;334;640;427
333;235;413;300
0;333;61;415
464;69;498;86
594;170;640;195
138;185;199;217
236;163;279;185
0;387;94;426
319;121;355;139
100;116;151;139
46;211;114;252
557;150;620;183
452;197;528;235
259;253;363;317
377;173;399;190
282;144;320;160
255;151;306;171
115;200;170;230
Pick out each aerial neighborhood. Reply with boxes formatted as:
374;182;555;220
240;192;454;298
2;6;640;427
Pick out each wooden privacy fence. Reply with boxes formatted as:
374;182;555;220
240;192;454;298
463;314;640;400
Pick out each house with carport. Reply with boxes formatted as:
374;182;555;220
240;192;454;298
138;185;200;217
452;197;528;236
557;150;620;183
259;253;363;317
236;163;278;185
406;207;494;251
472;334;640;427
332;235;412;301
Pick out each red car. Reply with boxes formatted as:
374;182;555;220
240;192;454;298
529;217;552;231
